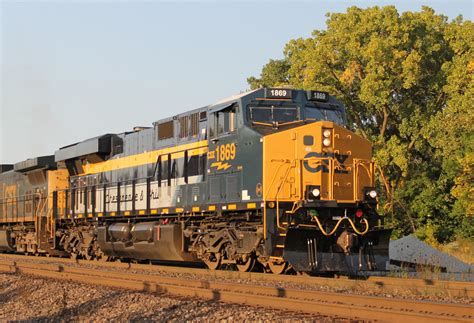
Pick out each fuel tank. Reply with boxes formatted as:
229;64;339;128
108;223;131;242
97;222;198;262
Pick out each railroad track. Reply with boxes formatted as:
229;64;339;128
0;257;472;322
1;253;473;298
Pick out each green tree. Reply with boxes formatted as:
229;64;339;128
248;6;473;242
424;18;474;239
247;59;290;90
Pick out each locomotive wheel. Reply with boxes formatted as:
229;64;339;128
203;252;221;270
268;261;287;275
236;256;256;272
92;241;108;262
96;254;109;262
95;248;109;262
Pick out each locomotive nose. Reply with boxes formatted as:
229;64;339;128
283;227;391;272
263;121;373;204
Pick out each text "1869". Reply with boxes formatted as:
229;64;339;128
270;89;287;97
215;143;236;162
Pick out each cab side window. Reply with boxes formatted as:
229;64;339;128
209;105;238;138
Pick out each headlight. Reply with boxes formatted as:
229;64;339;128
323;138;331;147
323;129;331;138
363;187;377;203
307;185;321;200
311;188;320;197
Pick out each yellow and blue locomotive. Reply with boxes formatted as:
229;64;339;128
0;88;391;274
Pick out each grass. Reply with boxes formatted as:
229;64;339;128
436;238;474;265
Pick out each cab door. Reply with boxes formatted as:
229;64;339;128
207;104;240;204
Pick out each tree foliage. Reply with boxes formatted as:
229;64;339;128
247;59;290;90
248;6;473;242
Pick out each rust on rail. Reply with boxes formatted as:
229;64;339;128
0;258;472;322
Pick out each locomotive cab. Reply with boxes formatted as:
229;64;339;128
240;88;391;273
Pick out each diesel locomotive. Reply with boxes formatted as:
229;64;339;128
0;88;391;274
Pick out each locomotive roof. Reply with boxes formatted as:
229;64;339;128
52;88;346;164
14;155;56;173
55;134;119;162
209;88;260;108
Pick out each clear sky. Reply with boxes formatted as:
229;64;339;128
1;0;472;164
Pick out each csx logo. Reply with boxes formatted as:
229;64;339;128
303;152;349;174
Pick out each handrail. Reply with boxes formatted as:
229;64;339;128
36;193;47;217
275;164;294;231
310;214;369;236
263;155;375;239
263;160;290;200
298;156;335;200
263;160;291;239
34;192;45;238
352;159;374;201
56;176;152;193
0;192;44;224
263;156;334;238
267;156;333;200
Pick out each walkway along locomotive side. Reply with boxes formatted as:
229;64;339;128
0;88;391;274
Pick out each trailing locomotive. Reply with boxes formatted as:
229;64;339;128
0;88;391;274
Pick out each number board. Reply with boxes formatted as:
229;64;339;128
264;88;293;99
307;90;329;102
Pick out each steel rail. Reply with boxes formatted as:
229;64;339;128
1;253;472;298
1;260;472;322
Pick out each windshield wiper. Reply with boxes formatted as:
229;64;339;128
275;120;304;127
251;121;274;127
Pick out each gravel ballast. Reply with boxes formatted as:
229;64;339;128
1;273;344;321
1;254;471;305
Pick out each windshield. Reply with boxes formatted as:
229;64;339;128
248;105;300;124
304;105;345;125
